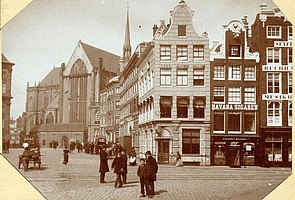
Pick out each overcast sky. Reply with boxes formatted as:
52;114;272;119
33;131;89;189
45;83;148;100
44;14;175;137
2;0;277;119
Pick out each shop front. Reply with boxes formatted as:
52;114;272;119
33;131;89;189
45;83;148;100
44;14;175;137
260;127;292;167
211;136;260;167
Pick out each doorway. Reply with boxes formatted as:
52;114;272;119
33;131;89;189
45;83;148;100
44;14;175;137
157;139;170;164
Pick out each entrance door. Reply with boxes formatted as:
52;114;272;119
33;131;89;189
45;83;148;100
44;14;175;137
228;142;241;167
158;140;169;164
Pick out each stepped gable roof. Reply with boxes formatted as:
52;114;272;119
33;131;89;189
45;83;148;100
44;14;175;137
39;67;61;87
38;123;87;132
2;54;15;65
80;42;120;74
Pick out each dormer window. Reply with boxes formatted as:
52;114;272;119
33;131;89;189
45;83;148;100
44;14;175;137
229;45;240;57
178;25;186;36
267;25;281;39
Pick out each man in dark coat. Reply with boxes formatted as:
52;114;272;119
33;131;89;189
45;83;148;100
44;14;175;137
120;149;128;184
146;151;158;196
99;146;109;183
111;151;124;188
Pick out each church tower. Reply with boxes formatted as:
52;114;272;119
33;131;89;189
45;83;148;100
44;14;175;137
123;3;131;63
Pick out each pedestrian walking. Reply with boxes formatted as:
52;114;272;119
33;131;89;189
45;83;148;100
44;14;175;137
129;147;137;166
121;149;128;184
146;151;158;196
175;151;182;167
137;158;151;198
111;151;124;188
99;146;109;183
63;146;70;165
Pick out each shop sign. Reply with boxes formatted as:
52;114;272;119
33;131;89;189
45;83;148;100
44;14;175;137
262;65;292;72
223;137;248;141
246;145;252;151
262;94;292;101
230;142;239;147
212;103;258;111
274;41;292;47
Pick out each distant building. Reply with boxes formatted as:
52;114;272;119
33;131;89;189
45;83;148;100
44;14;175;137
24;41;120;147
2;54;15;153
9;118;21;147
210;17;260;167
249;4;292;167
99;76;120;144
137;1;211;165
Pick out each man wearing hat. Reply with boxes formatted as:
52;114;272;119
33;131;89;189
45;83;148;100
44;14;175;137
99;145;109;183
145;151;158;196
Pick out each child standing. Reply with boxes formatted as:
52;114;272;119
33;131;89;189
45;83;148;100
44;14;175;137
137;158;151;198
63;146;70;165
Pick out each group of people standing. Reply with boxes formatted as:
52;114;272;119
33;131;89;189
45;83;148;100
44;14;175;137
99;147;158;198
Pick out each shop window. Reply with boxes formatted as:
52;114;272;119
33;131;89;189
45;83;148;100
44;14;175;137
182;129;200;154
265;135;282;162
245;66;256;80
288;26;293;41
178;25;186;36
244;112;256;133
267;101;282;126
288;102;292;126
213;111;224;132
244;87;256;104
177;69;188;86
160;69;171;86
288;73;292;94
228;87;241;104
193;68;204;86
288;48;292;64
229;45;241;57
177;46;188;61
267;48;280;64
213;142;226;165
228;66;241;80
213;65;225;79
177;97;189;118
228;111;241;133
266;25;281;38
160;96;172;118
193;45;204;61
160;45;171;61
267;73;281;94
213;86;225;103
243;143;255;165
193;97;205;119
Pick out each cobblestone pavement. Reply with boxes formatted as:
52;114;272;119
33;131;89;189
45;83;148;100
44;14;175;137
3;148;291;200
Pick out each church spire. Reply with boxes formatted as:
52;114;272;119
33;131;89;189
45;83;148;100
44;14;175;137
123;2;131;61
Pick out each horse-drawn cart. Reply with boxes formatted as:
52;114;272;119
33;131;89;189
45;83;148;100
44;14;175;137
18;149;41;171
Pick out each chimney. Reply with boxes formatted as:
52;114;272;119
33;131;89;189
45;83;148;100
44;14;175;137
153;24;158;36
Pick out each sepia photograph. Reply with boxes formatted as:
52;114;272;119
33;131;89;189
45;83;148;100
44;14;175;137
1;0;293;199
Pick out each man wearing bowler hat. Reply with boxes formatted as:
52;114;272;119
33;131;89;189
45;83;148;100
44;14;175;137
145;151;158;196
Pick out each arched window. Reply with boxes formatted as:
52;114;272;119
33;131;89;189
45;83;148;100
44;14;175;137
29;96;34;111
46;112;54;124
69;59;88;123
43;93;49;108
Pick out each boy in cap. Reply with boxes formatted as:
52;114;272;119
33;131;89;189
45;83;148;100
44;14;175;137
137;158;151;197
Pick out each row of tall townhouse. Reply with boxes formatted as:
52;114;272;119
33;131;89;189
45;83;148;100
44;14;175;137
118;1;292;167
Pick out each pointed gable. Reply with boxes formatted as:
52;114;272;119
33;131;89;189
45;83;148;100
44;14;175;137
80;42;120;74
2;53;15;65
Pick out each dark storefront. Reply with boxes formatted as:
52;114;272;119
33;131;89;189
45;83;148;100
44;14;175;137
211;136;260;167
260;127;292;167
